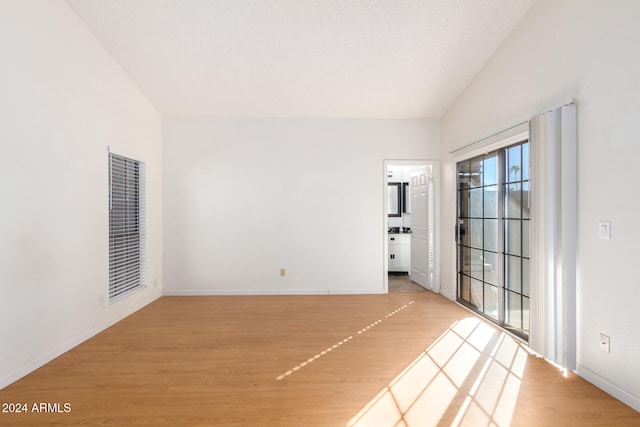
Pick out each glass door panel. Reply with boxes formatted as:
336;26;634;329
484;285;498;320
503;140;530;338
456;151;499;321
483;219;498;252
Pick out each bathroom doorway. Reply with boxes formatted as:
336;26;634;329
384;160;439;293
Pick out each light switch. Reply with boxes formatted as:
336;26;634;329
598;221;611;240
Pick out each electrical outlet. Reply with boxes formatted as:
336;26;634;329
280;268;286;277
99;294;105;306
154;278;158;287
599;333;610;353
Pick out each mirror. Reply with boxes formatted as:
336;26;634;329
388;182;401;217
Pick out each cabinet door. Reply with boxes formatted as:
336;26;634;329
389;244;398;271
389;243;406;272
395;244;410;271
389;235;410;273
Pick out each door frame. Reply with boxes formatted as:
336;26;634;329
383;159;440;294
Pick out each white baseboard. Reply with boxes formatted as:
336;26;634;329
0;295;160;390
163;288;385;296
440;288;455;301
577;364;640;412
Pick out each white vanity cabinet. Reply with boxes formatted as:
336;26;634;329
388;234;410;273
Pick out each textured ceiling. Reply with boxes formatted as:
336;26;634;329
65;0;535;118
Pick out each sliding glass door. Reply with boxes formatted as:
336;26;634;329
456;140;530;340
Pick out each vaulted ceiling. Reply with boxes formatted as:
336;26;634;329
66;0;535;118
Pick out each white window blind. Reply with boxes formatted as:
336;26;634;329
109;152;146;302
528;103;576;370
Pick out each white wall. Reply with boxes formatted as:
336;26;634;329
0;1;162;389
164;118;439;295
440;0;640;410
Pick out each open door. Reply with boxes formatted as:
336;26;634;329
410;166;432;289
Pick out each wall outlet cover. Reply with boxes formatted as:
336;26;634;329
599;221;611;240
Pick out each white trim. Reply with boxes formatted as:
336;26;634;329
0;294;160;390
577;364;640;412
383;160;391;293
440;288;455;301
163;289;385;296
430;164;441;293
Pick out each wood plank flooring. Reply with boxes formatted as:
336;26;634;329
1;292;638;426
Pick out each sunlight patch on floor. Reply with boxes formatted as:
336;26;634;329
276;301;415;381
347;317;529;427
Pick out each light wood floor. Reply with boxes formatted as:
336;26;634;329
1;292;638;426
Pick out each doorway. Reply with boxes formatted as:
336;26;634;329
384;160;438;294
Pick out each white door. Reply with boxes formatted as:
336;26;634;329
410;167;431;289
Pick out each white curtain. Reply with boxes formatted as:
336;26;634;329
529;103;577;370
